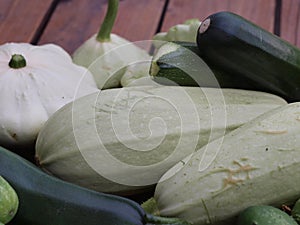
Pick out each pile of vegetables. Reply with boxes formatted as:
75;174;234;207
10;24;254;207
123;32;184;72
2;0;300;224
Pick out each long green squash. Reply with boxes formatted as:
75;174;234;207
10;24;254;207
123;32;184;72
196;11;300;102
35;86;286;195
151;102;300;225
0;146;191;225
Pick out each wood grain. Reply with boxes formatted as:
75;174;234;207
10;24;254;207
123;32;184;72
38;0;165;54
161;0;276;33
0;0;56;44
280;0;300;47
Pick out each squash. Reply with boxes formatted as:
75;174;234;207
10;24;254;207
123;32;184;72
0;42;98;159
120;61;157;87
0;176;18;224
35;86;286;194
0;146;190;225
237;205;297;225
72;0;150;89
196;11;300;102
151;102;300;225
152;19;201;48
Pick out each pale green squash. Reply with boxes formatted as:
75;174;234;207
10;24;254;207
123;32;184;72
152;103;300;225
35;86;286;194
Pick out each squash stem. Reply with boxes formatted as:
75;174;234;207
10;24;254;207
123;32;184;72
142;197;160;215
96;0;119;42
8;54;26;69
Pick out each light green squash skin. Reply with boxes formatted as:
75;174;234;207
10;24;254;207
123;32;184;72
35;86;286;194
154;103;300;225
0;176;19;224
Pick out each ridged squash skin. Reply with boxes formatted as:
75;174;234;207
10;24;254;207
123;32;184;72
35;86;286;194
0;42;98;159
153;103;300;225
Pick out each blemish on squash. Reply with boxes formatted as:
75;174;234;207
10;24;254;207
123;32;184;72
201;199;212;225
212;159;257;194
7;130;18;141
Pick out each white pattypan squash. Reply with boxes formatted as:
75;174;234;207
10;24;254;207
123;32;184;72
0;42;98;153
120;61;159;87
153;18;201;48
72;0;150;89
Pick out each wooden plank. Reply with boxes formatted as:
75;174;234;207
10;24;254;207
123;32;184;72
38;0;165;54
161;0;276;33
0;0;56;44
280;0;300;47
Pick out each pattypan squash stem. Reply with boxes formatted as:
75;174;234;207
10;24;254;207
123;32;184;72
8;54;26;69
96;0;119;42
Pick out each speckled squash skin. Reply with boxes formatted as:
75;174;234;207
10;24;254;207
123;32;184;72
153;103;300;225
0;176;18;224
36;86;286;194
237;205;297;225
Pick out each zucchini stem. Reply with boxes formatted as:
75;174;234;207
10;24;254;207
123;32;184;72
96;0;119;42
9;54;26;69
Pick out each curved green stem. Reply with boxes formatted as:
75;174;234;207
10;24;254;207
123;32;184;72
96;0;119;42
8;54;26;69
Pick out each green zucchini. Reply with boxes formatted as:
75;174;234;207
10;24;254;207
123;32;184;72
196;11;300;102
35;86;286;195
0;146;189;225
237;205;297;225
150;41;255;90
150;41;202;86
150;102;300;225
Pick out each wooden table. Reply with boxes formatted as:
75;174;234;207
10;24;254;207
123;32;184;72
1;0;300;55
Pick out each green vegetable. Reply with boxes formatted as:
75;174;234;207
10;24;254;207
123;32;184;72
0;146;189;225
151;102;300;225
150;41;263;90
196;11;300;102
0;176;18;224
72;0;150;89
291;198;300;223
237;205;297;225
153;19;201;48
35;86;286;194
150;41;203;86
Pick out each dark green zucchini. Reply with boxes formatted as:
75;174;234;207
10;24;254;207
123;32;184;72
150;41;262;90
0;146;189;225
197;11;300;102
150;41;201;86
